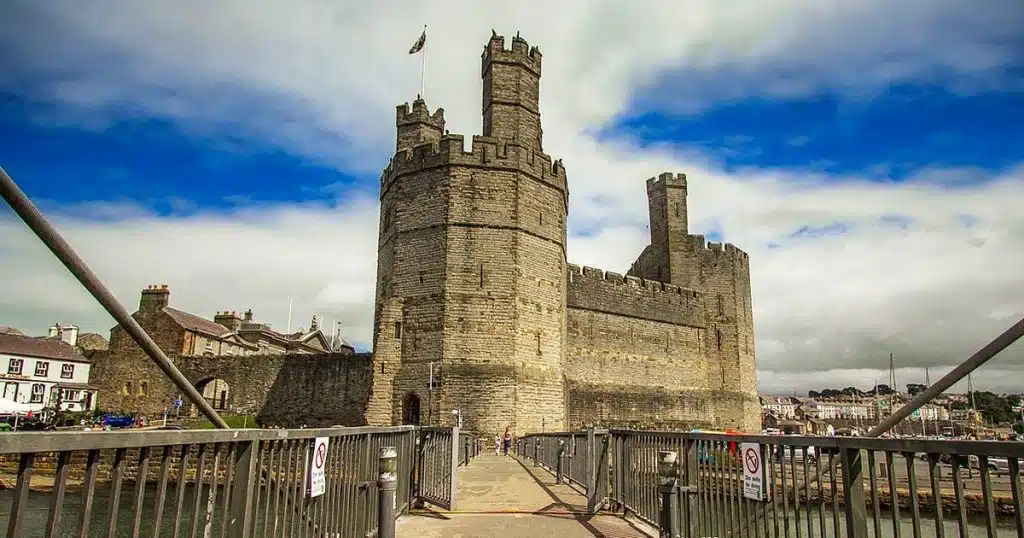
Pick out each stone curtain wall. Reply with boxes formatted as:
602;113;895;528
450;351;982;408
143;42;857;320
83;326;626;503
89;349;381;428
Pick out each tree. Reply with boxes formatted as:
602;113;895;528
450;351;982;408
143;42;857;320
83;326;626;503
808;390;821;398
906;383;926;396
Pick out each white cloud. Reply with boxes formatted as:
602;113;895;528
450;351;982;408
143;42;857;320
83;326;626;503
1;0;1022;394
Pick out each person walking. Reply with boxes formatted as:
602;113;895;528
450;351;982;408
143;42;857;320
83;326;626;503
502;428;512;456
494;434;501;455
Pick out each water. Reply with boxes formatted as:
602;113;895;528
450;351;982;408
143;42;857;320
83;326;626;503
0;483;226;537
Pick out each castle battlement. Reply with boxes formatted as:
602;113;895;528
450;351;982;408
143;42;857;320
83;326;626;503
685;235;749;263
482;32;542;77
396;99;445;129
381;133;568;196
646;172;687;191
566;263;705;327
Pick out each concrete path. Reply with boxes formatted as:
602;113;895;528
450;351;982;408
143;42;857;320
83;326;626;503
396;453;652;537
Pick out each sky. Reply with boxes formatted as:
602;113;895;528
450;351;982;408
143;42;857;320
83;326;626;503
1;0;1023;396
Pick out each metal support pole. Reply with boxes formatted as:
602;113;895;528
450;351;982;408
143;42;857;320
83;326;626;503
377;446;398;538
658;450;681;538
534;440;540;466
0;167;229;429
840;448;869;538
556;439;565;484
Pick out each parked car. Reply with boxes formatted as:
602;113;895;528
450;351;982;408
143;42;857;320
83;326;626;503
100;414;136;429
777;445;817;464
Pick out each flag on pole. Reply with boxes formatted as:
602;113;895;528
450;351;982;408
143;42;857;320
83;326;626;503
409;27;426;54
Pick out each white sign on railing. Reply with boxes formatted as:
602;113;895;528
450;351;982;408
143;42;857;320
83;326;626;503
308;437;328;498
741;442;764;501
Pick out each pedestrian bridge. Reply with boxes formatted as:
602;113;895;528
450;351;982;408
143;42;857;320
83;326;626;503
1;426;1022;537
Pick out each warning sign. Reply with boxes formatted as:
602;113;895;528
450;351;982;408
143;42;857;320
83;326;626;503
308;437;328;498
741;443;764;501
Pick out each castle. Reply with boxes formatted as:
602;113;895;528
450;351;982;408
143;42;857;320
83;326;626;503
371;32;760;435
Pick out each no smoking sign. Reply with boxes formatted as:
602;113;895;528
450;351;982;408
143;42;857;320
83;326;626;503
740;443;764;501
308;437;329;498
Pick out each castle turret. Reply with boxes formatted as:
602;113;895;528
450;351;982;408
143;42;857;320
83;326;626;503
396;97;445;152
375;32;567;435
481;32;543;150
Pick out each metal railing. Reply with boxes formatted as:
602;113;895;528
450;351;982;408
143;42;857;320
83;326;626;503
520;428;1024;538
458;432;480;467
0;424;473;537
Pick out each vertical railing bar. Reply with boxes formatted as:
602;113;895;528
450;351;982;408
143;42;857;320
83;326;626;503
886;451;902;538
829;450;840;538
281;439;296;537
792;447;802;538
172;445;192;538
152;446;173;538
76;449;100;538
928;453;946;538
867;450;883;538
106;447;128;538
263;441;277;537
813;449;825;538
44;451;71;538
770;445;781;538
978;456;998;538
6;452;34;538
1008;457;1023;538
780;444;791;538
951;457;970;538
219;443;237;538
802;447;812;538
127;446;151;538
905;452;923;538
203;444;221;538
189;443;209;538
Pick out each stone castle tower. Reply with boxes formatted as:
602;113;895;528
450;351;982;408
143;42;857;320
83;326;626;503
372;32;760;436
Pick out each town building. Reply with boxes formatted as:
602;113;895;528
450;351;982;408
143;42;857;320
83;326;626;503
0;330;96;413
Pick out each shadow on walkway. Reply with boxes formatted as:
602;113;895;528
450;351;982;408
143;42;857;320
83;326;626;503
396;453;652;537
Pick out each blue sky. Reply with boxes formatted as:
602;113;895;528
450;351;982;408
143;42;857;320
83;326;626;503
1;1;1023;394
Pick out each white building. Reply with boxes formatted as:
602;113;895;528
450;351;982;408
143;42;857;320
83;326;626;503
761;396;801;419
0;328;97;413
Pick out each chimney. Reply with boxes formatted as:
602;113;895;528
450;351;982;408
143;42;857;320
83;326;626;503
244;309;254;322
140;284;170;313
48;323;61;338
61;325;79;347
214;311;242;332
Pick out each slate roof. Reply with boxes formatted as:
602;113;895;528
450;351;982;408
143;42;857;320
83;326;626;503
0;333;90;363
163;307;231;337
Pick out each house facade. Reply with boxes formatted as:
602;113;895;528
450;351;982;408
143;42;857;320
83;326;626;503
0;331;96;413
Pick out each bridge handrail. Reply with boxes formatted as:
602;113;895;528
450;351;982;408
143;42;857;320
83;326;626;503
519;428;1024;538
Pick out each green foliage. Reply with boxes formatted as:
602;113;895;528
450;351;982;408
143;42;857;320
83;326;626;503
191;414;259;430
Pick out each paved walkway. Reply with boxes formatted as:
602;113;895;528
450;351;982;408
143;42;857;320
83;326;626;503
396;453;652;537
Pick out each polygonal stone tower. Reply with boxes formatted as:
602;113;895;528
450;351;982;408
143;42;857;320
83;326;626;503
373;32;569;436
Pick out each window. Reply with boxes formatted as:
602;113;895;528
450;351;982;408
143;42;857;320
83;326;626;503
394;322;402;339
34;361;49;377
140;382;149;396
61;364;74;379
715;329;722;352
205;341;214;352
30;383;45;403
7;359;22;375
717;294;724;317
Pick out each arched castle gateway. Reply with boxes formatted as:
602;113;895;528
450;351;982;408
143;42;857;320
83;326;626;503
372;32;759;435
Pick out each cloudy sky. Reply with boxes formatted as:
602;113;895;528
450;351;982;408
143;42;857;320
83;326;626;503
1;1;1022;395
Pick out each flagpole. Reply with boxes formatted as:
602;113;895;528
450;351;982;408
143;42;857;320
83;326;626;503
419;25;427;98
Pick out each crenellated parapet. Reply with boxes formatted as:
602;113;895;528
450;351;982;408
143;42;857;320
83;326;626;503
380;133;568;202
482;32;542;78
683;235;750;265
646;172;687;192
566;263;705;328
396;98;445;130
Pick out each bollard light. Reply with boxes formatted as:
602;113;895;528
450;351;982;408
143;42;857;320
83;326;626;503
379;446;398;481
657;450;679;485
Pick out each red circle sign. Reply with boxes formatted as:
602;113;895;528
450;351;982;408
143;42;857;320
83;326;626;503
744;448;759;474
315;443;327;469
